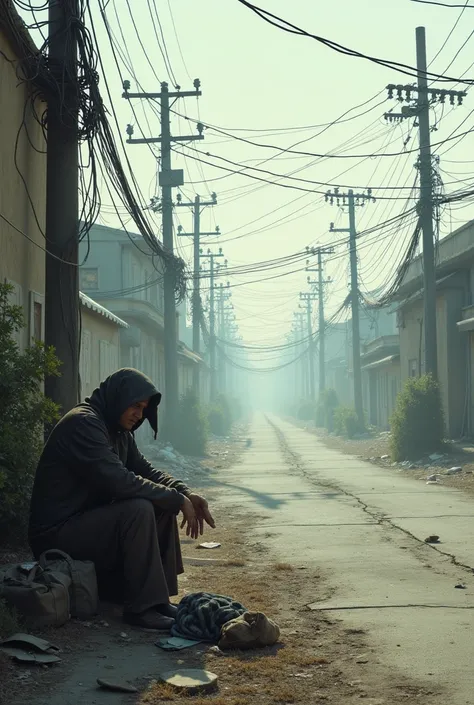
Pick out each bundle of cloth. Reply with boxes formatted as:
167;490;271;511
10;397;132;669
172;592;280;650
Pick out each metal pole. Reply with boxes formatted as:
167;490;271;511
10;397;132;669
306;299;316;401
348;190;364;427
45;0;79;413
209;258;216;400
160;82;179;436
192;195;201;395
416;26;437;378
318;250;325;393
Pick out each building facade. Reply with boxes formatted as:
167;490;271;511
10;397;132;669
0;7;46;350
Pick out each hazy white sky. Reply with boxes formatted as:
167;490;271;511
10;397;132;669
22;1;474;364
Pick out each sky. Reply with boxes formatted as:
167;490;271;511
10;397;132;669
18;0;474;368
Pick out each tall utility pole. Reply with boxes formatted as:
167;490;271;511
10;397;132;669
294;311;307;399
200;248;224;400
123;79;204;438
326;188;375;428
45;0;79;413
216;282;231;395
176;192;219;395
384;30;466;378
299;291;318;401
306;246;334;394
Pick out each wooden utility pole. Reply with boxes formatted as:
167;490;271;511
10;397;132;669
123;80;203;437
384;28;466;377
200;248;224;400
326;188;375;428
216;282;232;394
306;246;334;394
45;0;79;413
299;291;318;401
176;192;219;395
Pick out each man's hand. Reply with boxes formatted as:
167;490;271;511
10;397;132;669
187;493;216;536
180;496;199;540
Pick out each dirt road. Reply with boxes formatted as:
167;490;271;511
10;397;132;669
217;414;474;704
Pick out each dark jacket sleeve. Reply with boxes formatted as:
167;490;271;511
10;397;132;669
126;436;191;497
68;416;184;513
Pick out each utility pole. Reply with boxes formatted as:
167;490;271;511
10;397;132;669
294;311;307;399
123;79;204;439
326;188;375;428
200;248;224;400
299;291;318;401
384;29;466;378
45;0;79;413
176;192;219;395
306;246;334;394
216;282;231;395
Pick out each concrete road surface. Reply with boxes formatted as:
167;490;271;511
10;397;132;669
216;414;474;704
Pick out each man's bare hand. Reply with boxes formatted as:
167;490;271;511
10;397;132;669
180;496;199;540
187;493;216;536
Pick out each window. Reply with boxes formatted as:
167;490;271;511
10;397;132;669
80;268;99;290
28;290;44;343
409;359;418;378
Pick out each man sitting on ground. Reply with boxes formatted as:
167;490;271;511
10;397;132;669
29;368;215;631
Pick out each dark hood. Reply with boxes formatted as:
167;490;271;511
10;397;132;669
86;368;162;438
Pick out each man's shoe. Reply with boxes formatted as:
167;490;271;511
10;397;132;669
156;603;178;618
123;609;175;631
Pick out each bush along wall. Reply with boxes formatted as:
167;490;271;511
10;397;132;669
390;374;445;462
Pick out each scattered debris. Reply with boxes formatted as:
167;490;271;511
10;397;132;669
197;542;221;550
380;454;389;460
208;645;224;656
429;453;445;462
355;655;370;664
156;637;202;651
159;669;218;694
426;480;441;485
446;467;462;475
97;678;138;694
0;634;61;665
455;583;467;590
424;536;440;544
426;474;439;482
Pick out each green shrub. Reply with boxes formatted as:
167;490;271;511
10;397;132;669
173;390;208;456
207;394;233;436
334;406;359;438
390;374;444;461
0;283;60;542
316;388;339;430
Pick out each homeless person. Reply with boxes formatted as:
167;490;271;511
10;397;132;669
28;368;215;631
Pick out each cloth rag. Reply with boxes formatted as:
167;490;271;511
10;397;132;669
171;592;247;642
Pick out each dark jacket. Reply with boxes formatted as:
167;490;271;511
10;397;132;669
28;368;189;541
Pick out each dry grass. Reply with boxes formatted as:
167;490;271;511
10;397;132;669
274;563;294;572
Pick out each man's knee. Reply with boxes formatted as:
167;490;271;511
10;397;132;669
117;498;156;523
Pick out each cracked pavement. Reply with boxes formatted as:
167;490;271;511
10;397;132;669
216;414;474;704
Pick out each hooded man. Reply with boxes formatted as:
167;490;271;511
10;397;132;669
28;368;215;631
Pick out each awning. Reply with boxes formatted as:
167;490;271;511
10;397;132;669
79;292;129;328
362;354;400;371
457;317;474;333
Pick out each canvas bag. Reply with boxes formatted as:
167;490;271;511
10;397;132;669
218;611;280;650
39;549;98;619
0;562;70;627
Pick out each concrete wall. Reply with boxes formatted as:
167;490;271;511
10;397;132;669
399;284;468;437
0;28;46;350
79;307;121;399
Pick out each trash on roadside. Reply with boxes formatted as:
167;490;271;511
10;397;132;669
0;633;61;665
426;474;438;482
446;467;462;475
424;535;440;544
426;480;441;485
158;668;218;694
455;583;467;589
197;542;221;550
380;455;389;460
97;678;138;693
156;636;202;651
